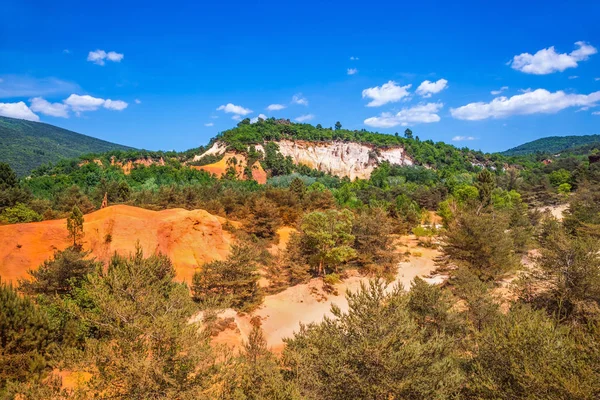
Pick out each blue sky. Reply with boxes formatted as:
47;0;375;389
1;0;599;153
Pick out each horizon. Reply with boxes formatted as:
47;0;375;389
1;0;599;153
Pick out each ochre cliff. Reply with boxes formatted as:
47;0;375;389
0;205;234;284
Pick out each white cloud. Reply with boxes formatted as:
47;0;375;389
451;89;600;120
251;113;268;123
64;94;106;112
87;49;124;66
569;75;579;79
596;77;600;81
267;103;286;111
232;115;242;121
491;86;509;95
63;94;128;114
593;111;600;116
347;68;358;75
362;81;411;107
29;97;69;118
509;41;597;75
135;99;141;104
63;49;70;54
416;79;448;98
205;122;214;127
217;103;252;115
295;114;314;122
350;56;359;60
103;99;128;111
292;93;308;106
452;136;476;141
364;102;443;128
0;102;39;121
0;75;79;99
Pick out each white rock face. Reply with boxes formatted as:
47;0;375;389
193;141;227;161
195;140;413;180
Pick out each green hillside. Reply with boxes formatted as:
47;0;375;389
502;135;600;156
0;116;133;176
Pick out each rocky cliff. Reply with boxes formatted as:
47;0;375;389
196;140;413;180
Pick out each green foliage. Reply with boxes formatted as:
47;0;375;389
192;244;263;312
0;203;42;223
502;134;600;156
442;208;518;281
74;247;215;398
283;280;464;399
352;206;398;277
0;115;132;176
244;196;281;239
19;247;100;296
0;162;18;189
66;205;84;248
466;305;600;399
0;279;53;387
300;209;356;275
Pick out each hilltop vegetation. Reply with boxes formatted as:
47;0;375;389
216;118;505;171
0;116;133;176
502;134;600;156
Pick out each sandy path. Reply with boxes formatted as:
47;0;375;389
215;236;443;351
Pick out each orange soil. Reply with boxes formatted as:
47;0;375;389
0;205;235;284
192;153;267;184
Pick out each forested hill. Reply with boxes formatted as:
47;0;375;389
0;116;133;176
213;118;499;171
502;134;600;156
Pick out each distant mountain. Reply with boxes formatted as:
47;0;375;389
502;135;600;157
0;116;133;176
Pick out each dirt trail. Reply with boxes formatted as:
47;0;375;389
0;205;234;284
212;235;444;352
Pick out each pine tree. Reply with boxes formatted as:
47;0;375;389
66;205;84;248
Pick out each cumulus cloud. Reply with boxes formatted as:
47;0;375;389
135;99;141;104
347;68;358;75
450;89;600;120
251;113;268;123
452;136;476;141
362;81;411;107
29;97;69;118
0;102;39;121
63;94;128;114
103;99;128;111
295;114;314;122
350;56;359;60
205;122;214;127
491;86;509;95
217;103;252;115
509;41;597;75
415;79;448;98
364;102;443;128
64;94;106;112
87;49;124;66
267;103;286;111
292;94;308;106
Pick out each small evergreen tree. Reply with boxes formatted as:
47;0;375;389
66;205;84;248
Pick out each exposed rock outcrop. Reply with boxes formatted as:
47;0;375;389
196;140;413;180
